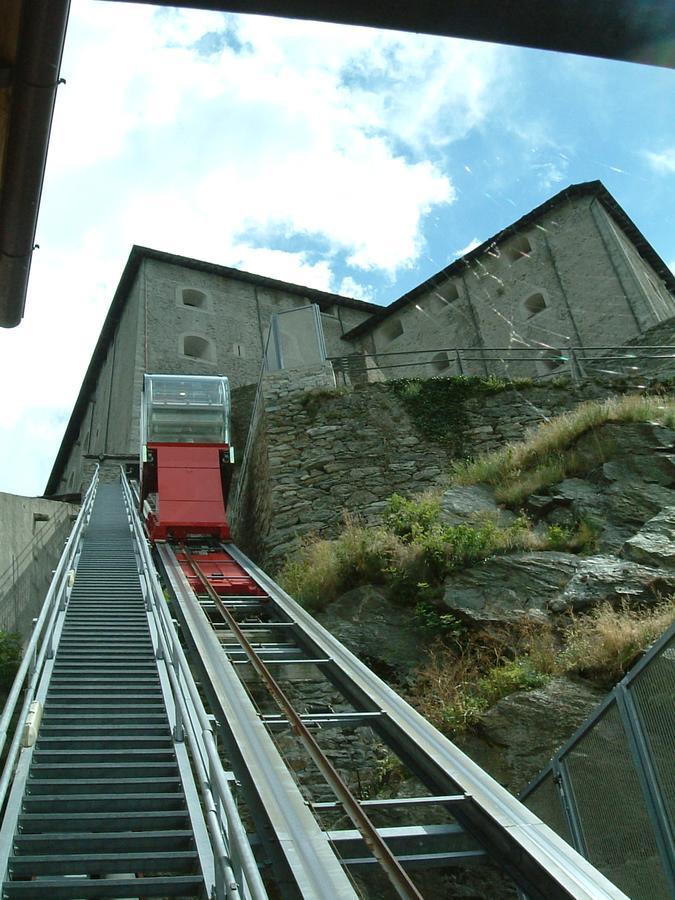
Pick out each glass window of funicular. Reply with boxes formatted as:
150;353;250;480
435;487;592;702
143;374;230;444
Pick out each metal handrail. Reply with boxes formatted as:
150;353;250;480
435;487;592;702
120;470;267;900
0;466;99;814
327;345;675;360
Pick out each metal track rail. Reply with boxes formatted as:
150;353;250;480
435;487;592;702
162;536;629;900
157;543;359;900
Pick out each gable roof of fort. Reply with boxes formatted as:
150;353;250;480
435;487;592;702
341;180;675;341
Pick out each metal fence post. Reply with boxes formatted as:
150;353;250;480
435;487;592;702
615;684;675;895
553;759;588;857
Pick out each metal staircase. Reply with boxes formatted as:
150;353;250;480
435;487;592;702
0;482;206;896
0;478;267;899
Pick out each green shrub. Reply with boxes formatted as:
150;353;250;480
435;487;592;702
0;632;22;692
477;658;548;705
276;521;405;609
386;492;441;539
414;599;465;637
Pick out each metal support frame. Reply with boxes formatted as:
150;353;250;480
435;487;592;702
157;541;360;900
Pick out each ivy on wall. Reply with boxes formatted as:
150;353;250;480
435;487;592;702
387;375;532;455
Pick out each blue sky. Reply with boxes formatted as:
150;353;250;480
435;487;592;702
1;1;674;496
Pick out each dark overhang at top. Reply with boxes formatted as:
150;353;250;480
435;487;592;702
0;0;71;328
105;0;675;69
341;180;675;343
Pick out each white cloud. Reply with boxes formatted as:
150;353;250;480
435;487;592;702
454;238;481;258
337;276;374;300
228;247;334;291
48;3;510;276
643;148;675;174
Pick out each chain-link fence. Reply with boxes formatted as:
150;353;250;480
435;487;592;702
521;624;675;899
0;506;75;641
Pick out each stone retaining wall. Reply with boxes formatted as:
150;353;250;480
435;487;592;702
230;371;639;571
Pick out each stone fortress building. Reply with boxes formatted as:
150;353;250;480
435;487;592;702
46;179;675;498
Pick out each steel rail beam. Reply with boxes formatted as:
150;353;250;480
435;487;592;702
226;543;629;900
182;546;423;900
156;543;359;900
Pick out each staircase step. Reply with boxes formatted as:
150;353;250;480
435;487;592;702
29;762;179;780
1;875;205;898
8;850;199;878
18;810;192;833
26;778;182;795
13;830;195;855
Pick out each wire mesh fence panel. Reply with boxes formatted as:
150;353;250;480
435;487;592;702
522;771;572;845
564;700;670;900
629;633;675;838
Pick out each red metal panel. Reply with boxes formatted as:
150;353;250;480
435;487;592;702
150;443;228;538
158;466;223;502
175;548;267;597
152;444;226;469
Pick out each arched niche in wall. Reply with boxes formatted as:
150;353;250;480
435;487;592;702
178;287;212;311
524;291;547;319
181;334;216;363
418;281;460;316
380;316;404;346
430;351;451;373
505;234;533;263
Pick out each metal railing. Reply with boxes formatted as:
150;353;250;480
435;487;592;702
120;471;268;900
327;345;675;385
0;467;98;817
520;623;675;900
0;502;74;639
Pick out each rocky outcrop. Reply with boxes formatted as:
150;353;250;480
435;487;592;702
456;677;605;792
622;506;675;569
316;585;421;684
442;552;675;622
442;552;577;623
441;484;517;527
440;420;675;623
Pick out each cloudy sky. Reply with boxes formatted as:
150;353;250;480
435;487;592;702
1;1;674;496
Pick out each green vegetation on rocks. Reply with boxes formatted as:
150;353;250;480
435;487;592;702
413;597;675;737
277;493;597;608
0;632;21;692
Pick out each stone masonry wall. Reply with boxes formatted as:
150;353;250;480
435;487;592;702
230;369;634;572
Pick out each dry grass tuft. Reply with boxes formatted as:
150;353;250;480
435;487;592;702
560;598;675;687
277;517;406;609
410;599;674;735
450;394;675;504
